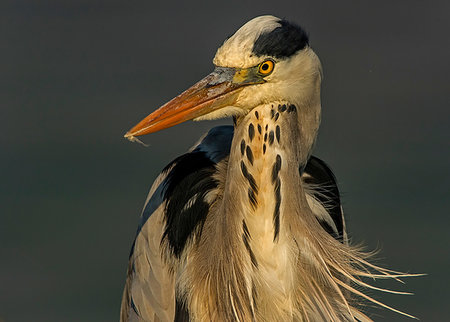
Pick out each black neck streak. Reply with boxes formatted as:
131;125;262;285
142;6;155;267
231;103;300;245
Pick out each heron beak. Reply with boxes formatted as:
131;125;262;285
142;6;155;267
124;67;263;139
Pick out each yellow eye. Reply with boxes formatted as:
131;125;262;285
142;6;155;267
258;60;275;75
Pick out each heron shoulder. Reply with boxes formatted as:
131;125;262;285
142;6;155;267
135;126;233;255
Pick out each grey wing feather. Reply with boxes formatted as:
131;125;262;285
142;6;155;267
120;171;176;322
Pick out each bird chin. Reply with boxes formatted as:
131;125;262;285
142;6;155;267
193;106;246;121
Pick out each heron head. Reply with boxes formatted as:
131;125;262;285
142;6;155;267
125;15;322;138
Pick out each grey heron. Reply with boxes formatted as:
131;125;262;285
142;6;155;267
121;15;415;321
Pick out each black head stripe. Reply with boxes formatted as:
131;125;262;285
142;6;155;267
252;19;309;59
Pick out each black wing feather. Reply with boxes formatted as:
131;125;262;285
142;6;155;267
162;151;218;257
303;156;345;242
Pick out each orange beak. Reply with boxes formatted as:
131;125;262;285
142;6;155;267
124;66;263;140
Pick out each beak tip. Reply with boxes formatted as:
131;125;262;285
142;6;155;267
124;131;149;147
124;131;134;140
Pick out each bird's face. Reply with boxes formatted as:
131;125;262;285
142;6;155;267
125;15;322;139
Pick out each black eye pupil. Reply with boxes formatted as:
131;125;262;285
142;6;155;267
262;64;269;71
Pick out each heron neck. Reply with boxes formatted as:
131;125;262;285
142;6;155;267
225;101;318;236
204;101;319;319
184;101;321;320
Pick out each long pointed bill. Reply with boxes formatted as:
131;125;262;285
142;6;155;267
124;67;262;140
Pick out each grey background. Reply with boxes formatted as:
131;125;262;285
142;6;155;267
1;0;449;321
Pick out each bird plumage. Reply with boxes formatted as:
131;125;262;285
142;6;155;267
121;15;416;321
121;126;351;321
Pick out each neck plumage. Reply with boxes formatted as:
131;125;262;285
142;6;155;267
226;101;313;243
220;101;320;320
182;100;327;321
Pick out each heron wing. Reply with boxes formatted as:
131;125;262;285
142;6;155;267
120;126;233;322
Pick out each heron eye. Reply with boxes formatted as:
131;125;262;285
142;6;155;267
258;60;275;75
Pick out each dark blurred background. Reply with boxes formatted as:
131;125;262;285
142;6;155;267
1;0;449;321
